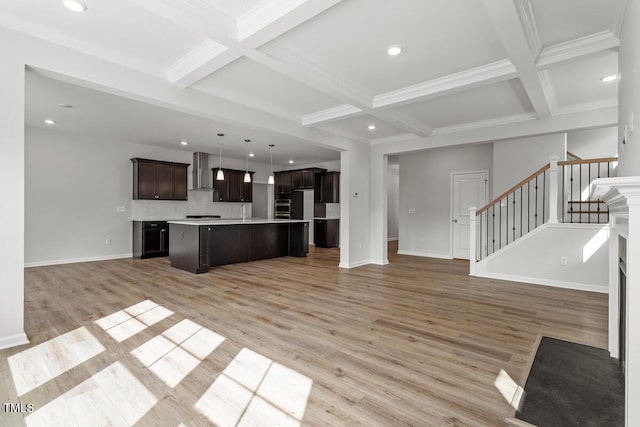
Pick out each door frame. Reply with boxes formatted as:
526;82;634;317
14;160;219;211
450;170;490;259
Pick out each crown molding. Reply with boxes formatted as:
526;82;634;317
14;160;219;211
611;0;628;39
302;104;363;126
370;133;419;145
553;99;618;116
513;0;542;57
432;112;538;135
536;31;620;69
538;70;558;115
372;59;517;109
167;39;229;86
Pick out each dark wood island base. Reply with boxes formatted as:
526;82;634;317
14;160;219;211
168;220;309;274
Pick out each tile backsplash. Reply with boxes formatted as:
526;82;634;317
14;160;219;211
325;203;340;218
131;191;252;220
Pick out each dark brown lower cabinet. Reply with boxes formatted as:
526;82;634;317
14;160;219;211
315;219;339;248
170;222;309;274
133;221;169;258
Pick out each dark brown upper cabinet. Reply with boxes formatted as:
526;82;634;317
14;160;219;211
212;168;254;202
274;171;292;195
131;158;189;201
320;171;340;203
291;169;316;189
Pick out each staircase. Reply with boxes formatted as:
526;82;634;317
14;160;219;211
470;156;617;262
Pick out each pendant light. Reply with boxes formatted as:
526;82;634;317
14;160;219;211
268;144;275;185
216;133;224;181
244;139;251;183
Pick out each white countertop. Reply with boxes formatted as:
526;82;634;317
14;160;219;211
314;217;340;220
168;218;311;226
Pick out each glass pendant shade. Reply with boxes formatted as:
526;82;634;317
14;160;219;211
216;134;224;180
268;174;274;185
244;172;251;183
216;168;224;180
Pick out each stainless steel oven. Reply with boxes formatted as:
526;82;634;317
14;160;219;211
275;199;291;219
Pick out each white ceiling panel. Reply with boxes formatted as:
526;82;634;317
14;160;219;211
317;114;407;141
396;80;534;130
25;71;340;166
0;0;205;71
269;0;506;96
531;0;616;47
191;57;343;120
546;51;618;111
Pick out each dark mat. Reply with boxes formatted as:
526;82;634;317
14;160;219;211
517;336;624;427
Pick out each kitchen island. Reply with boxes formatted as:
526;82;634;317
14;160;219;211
168;219;309;274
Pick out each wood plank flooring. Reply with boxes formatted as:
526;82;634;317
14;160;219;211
0;244;608;426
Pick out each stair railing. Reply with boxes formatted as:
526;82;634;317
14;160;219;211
559;157;618;224
470;156;618;266
471;162;551;263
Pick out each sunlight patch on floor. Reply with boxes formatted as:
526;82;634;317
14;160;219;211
196;347;313;427
24;361;157;426
494;369;525;411
94;300;173;342
131;319;225;388
8;326;105;396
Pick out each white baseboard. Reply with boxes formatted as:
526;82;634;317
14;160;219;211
25;253;133;268
339;259;371;269
472;271;608;294
396;250;451;260
370;258;389;265
0;332;29;350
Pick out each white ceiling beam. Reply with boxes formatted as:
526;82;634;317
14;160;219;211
251;42;434;136
611;0;629;39
165;0;344;88
481;0;553;119
536;31;620;69
513;0;543;58
302;104;363;126
372;59;517;109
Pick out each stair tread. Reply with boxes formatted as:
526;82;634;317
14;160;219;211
567;200;605;203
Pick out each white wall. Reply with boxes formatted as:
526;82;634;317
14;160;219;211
618;0;640;177
0;56;28;350
567;127;618;159
476;224;608;293
387;165;399;240
340;144;371;268
493;134;566;196
398;143;493;259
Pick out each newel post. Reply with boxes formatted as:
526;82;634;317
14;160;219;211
469;207;477;275
548;156;559;224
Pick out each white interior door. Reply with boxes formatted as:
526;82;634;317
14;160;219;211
452;172;488;259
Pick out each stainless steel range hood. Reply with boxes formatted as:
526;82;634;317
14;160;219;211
190;152;213;190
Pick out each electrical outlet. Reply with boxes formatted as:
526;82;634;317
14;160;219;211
105;238;112;245
560;256;567;265
117;206;126;213
408;208;417;214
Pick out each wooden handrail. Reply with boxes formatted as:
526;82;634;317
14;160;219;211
558;156;617;166
476;164;550;215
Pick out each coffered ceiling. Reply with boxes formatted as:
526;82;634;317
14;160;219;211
2;0;624;164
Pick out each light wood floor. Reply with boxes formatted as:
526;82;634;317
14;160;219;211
1;244;608;426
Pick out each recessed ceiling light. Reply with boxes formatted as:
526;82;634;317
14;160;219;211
180;140;188;146
63;1;87;12
387;45;402;56
249;153;255;157
368;124;376;130
57;103;73;109
44;119;56;125
600;74;617;83
288;159;294;164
